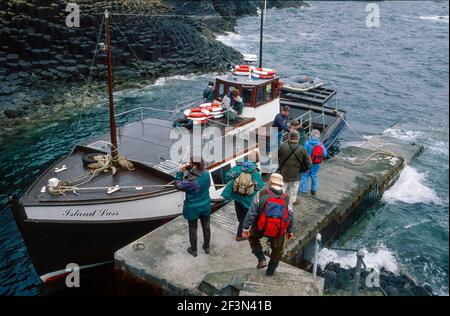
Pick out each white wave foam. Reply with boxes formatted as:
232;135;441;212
383;127;422;142
419;15;449;23
317;247;399;274
383;165;442;205
216;32;244;47
403;218;432;229
429;140;449;158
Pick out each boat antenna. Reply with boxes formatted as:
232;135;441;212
104;10;119;162
259;0;266;68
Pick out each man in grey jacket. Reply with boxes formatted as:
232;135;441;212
242;173;294;276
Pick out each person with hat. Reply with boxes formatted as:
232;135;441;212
221;161;264;241
242;173;294;276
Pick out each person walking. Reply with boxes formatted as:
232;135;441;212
300;129;328;196
221;161;264;241
278;130;312;209
176;158;212;257
242;173;294;276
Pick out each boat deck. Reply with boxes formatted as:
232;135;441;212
21;149;176;205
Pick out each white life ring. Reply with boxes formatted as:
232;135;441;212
184;108;210;124
199;103;223;119
253;67;276;76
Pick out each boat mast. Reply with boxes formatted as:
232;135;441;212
259;0;265;68
104;10;119;161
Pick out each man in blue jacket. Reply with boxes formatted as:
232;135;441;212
300;129;328;196
221;161;264;241
272;105;291;148
176;158;211;257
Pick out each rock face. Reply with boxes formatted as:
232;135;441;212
0;0;307;122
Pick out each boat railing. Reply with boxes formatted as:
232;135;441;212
115;97;204;122
282;110;314;143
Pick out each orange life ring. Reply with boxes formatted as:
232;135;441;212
235;64;253;72
252;73;276;80
253;67;277;76
199;103;223;119
184;107;210;119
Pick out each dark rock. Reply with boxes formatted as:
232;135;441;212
4;108;24;118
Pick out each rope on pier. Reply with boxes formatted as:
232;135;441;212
336;113;397;166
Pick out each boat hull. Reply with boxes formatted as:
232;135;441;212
9;193;184;284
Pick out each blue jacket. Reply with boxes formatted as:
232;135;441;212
221;162;265;210
305;138;328;159
176;170;211;221
272;113;290;132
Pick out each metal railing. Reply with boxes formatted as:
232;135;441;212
312;233;388;296
281;110;313;144
115;97;203;122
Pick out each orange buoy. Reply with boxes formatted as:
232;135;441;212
184;107;210;124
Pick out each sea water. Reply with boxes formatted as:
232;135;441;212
0;1;448;295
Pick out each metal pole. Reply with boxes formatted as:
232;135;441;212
259;0;265;68
105;10;118;162
352;249;365;296
312;233;321;279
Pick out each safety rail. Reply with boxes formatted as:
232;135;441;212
312;233;388;296
115;97;204;122
281;110;313;144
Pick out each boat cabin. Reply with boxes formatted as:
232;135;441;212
213;75;282;129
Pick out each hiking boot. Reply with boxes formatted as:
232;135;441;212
266;260;279;276
311;190;316;196
236;236;248;241
187;247;197;257
293;198;301;205
257;259;268;269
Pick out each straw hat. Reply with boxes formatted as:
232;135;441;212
269;173;284;191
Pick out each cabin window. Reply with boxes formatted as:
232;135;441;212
265;84;272;101
211;164;232;190
218;83;225;98
256;86;265;105
242;87;253;105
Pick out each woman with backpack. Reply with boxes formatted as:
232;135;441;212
241;173;294;276
300;129;328;196
221;161;264;241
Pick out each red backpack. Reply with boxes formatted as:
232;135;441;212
256;190;290;238
311;144;324;164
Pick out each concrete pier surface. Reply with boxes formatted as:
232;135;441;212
115;129;423;296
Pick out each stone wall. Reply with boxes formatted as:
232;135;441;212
0;0;306;121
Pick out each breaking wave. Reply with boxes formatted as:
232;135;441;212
383;165;442;205
419;15;449;23
317;246;399;274
383;127;423;142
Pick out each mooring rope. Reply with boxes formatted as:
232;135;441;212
336;112;397;166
